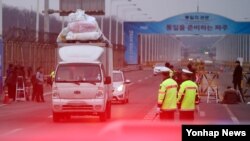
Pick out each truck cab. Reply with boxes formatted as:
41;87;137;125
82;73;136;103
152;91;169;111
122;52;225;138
52;43;113;122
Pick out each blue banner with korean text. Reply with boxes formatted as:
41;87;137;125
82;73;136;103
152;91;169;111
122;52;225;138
124;12;250;64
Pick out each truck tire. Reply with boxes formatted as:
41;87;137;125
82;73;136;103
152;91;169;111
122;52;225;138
125;98;129;104
121;99;126;104
99;102;111;121
53;112;61;122
99;111;107;122
107;102;111;119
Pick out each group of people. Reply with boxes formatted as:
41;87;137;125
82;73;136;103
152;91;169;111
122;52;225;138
220;60;246;104
157;60;245;121
157;62;199;121
219;60;245;104
5;64;45;102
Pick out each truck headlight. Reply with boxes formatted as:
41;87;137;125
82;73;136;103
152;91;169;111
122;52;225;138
52;87;60;99
117;84;124;92
96;87;104;98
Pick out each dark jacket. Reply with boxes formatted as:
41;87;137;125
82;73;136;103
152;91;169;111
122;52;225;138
233;65;243;83
5;70;17;86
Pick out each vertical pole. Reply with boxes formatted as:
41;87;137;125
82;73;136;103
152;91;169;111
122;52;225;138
115;6;119;48
0;0;2;37
61;16;65;29
100;16;104;31
109;0;113;41
121;20;124;46
0;0;3;96
109;16;112;41
44;0;49;41
36;0;39;41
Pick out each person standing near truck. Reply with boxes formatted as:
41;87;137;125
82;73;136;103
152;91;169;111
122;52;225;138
36;66;45;102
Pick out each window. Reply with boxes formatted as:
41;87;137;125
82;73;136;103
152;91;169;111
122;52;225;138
55;63;102;82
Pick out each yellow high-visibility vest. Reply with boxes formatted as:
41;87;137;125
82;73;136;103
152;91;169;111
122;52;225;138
158;78;178;111
50;71;55;79
177;80;198;111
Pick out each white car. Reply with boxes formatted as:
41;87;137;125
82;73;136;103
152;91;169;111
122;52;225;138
112;70;131;104
153;63;166;76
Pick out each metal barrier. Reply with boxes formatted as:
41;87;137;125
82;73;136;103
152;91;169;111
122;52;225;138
197;71;219;98
207;85;219;103
240;72;250;102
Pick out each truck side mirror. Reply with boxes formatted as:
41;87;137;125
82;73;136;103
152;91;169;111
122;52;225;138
104;76;111;84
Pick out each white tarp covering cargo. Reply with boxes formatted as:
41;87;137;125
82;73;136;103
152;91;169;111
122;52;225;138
66;31;102;41
58;45;104;62
57;9;102;42
68;20;98;33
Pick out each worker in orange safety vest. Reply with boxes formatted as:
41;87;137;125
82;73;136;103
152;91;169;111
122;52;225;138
177;69;199;121
157;67;178;120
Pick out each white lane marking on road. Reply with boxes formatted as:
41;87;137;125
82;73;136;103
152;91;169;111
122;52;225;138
223;104;240;124
0;128;23;137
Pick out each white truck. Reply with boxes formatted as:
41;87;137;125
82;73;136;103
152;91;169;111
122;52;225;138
51;41;113;122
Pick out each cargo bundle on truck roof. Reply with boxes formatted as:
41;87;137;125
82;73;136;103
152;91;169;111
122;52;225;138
57;9;111;46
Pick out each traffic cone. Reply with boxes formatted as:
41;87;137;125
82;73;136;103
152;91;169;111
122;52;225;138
3;91;10;104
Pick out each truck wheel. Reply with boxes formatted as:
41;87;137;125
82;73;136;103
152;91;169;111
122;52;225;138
126;98;129;104
64;114;71;121
107;102;111;119
121;99;126;104
99;111;107;122
53;112;61;122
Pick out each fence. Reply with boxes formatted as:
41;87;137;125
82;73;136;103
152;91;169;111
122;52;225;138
3;28;58;76
2;28;127;77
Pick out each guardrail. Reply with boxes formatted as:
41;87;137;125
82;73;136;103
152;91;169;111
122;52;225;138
118;65;144;72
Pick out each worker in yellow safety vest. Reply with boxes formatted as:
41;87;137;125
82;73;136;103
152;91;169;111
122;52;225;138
177;69;199;121
47;71;55;86
50;71;55;80
157;67;178;120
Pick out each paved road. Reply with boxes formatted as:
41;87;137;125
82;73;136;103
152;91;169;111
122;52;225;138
0;69;250;141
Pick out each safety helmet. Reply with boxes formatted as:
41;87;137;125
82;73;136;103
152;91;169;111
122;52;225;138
182;69;193;74
161;67;171;72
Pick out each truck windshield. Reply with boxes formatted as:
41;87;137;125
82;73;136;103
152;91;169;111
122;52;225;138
55;63;102;83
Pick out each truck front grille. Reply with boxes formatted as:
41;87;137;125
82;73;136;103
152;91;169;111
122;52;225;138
62;105;93;110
